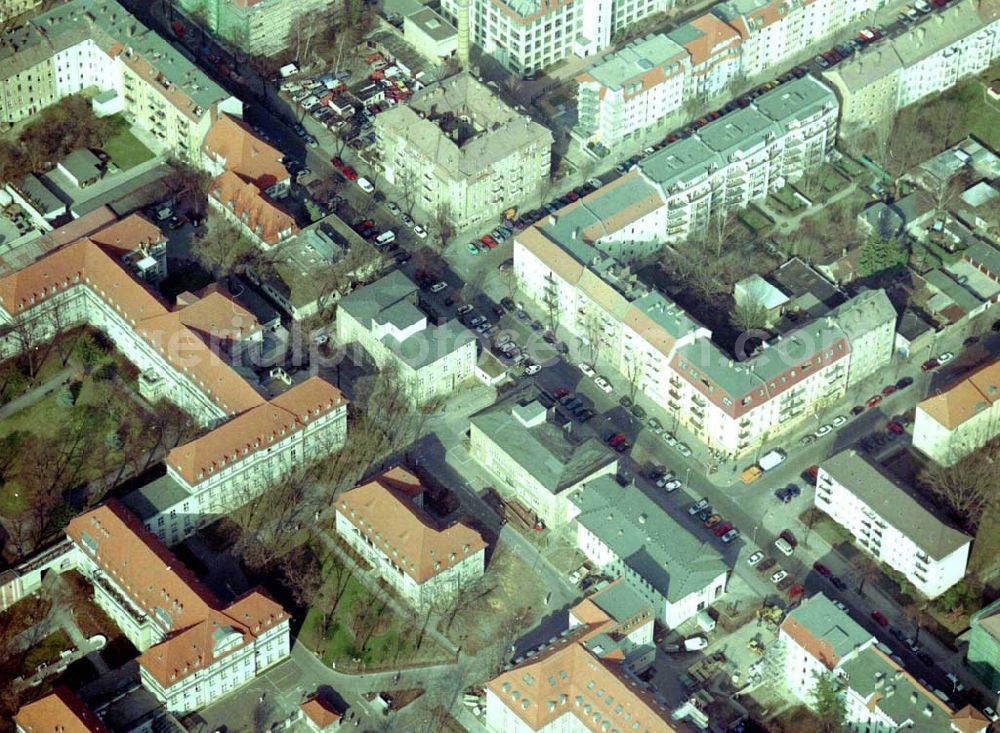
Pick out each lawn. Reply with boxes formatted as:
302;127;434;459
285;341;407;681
834;153;866;179
738;204;775;235
771;186;806;213
21;629;71;675
297;541;453;672
103;122;154;171
957;80;1000;152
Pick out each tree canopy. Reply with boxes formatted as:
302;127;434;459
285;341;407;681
858;235;908;277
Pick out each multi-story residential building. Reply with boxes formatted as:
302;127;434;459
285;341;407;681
568;475;728;628
470;397;618;528
913;358;1000;467
15;688;107;733
822;0;1000;140
335;467;487;611
0;216;348;547
209;171;299;249
441;0;672;74
0;0;242;157
202;114;291;200
174;0;340;57
575;34;688;146
67;501;290;714
781;593;992;733
968;598;1000;693
667;13;743;102
814;450;971;599
336;270;477;405
486;587;694;733
375;73;552;231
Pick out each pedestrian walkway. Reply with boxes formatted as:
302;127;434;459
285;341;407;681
0;366;74;420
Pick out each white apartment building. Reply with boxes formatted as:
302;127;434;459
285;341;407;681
780;593;992;733
575;34;688;145
0;216;348;547
667;13;743;103
374;74;552;231
469;399;618;528
486;589;682;733
336;270;477;406
568;475;728;628
66;501;290;714
914;359;1000;467
334;467;487;611
815;450;971;599
0;0;242;156
822;0;1000;138
441;0;671;74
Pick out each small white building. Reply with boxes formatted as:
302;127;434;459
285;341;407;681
335;467;487;611
913;359;1000;467
403;7;457;61
568;475;728;628
814;450;971;599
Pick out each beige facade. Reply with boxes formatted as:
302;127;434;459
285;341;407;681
375;74;552;231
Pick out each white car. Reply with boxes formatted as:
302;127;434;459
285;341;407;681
747;551;764;566
430;281;448;293
569;566;587;584
385;201;401;216
413;224;428;239
579;362;596;378
834;601;848;612
594;376;613;393
689;499;709;515
937;351;955;364
662;432;678;447
774;538;794;556
983;707;998;723
456;304;474;316
676;443;692;458
356;177;374;192
832;415;848;427
524;364;541;376
721;529;739;544
814;425;833;438
661;479;681;492
771;570;789;584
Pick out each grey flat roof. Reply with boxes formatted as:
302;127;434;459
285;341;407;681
569;476;727;602
60;149;103;181
586;34;685;91
820;449;971;559
338;269;418;324
406;7;456;41
785;593;872;659
471;399;617;493
121;473;190;521
384;318;475;369
18;174;65;215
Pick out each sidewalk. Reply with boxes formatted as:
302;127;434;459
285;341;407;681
0;366;74;420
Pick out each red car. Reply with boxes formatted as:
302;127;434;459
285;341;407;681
481;235;498;249
331;156;345;170
922;358;940;372
554;387;570;399
882;384;898;396
713;522;733;537
866;395;883;408
871;610;889;627
804;465;819;483
887;421;905;435
608;433;626;447
565;191;580;202
780;529;798;548
343;166;358;181
813;561;832;577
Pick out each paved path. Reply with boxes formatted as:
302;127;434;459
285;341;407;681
0;366;74;420
755;179;862;235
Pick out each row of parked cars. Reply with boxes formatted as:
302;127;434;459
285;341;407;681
688;499;740;544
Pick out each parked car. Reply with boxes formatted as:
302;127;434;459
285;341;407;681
871;610;889;627
896;376;914;389
356;177;374;192
882;384;898;396
689;499;709;515
921;358;940;372
814;424;833;438
721;529;739;543
774;537;794;556
851;405;866;416
771;570;789;584
830;576;848;592
747;551;764;566
866;395;883;408
676;443;692;458
832;415;848;427
594;376;613;393
813;562;832;577
579;363;596;378
780;529;798;547
937;351;955;364
704;514;722;529
430;281;448;293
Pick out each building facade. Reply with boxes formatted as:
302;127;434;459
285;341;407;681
375;74;552;231
968;598;1000;693
0;0;242;157
822;0;1000;140
469;398;619;528
67;501;290;714
568;476;728;628
334;467;487;611
175;0;341;57
913;359;1000;467
336;270;477;405
815;450;971;599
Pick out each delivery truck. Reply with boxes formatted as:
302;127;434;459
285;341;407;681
741;450;786;484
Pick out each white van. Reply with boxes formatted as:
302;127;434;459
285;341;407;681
374;230;396;246
356;177;374;193
774;537;794;556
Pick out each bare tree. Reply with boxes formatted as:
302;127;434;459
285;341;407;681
622;353;642;402
918;451;998;533
731;299;769;332
432;202;454;253
193;213;256;276
580;309;603;366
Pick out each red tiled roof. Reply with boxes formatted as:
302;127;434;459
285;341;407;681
203;114;290;190
300;697;343;729
167;377;346;485
210;170;298;246
14;688;108;733
683;14;741;67
918;358;1000;430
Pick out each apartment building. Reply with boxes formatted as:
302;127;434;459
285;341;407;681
336;270;477;405
815;450;971;599
209;171;299;248
15;688;107;733
175;0;340;57
781;593;992;733
822;0;1000;139
968;597;1000;692
568;475;728;628
375;73;552;231
334;467;487;611
469;398;618;528
913;358;1000;467
440;0;671;75
486;591;688;733
66;501;290;714
0;215;348;546
575;34;688;146
667;13;742;102
202;114;291;199
0;0;41;23
0;0;242;157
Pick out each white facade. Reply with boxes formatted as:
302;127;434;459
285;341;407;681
815;454;971;599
